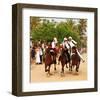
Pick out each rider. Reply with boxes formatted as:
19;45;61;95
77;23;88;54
51;37;58;49
68;36;85;62
51;37;58;55
62;37;71;63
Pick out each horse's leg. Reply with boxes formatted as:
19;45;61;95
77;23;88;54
67;53;70;69
45;64;48;72
61;64;65;76
69;64;72;71
66;63;68;68
69;61;72;71
48;65;52;75
61;63;64;74
66;61;70;69
76;63;80;72
76;65;78;72
68;61;70;71
58;55;61;65
54;64;56;71
61;66;64;73
53;56;57;71
70;65;73;71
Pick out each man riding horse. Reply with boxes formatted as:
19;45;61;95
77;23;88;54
58;37;71;74
62;37;71;63
45;36;85;75
58;36;85;73
68;36;85;62
45;38;58;75
62;36;85;63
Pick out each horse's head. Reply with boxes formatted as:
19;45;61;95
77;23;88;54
45;48;51;54
72;46;77;53
50;49;57;56
61;48;67;56
45;48;55;56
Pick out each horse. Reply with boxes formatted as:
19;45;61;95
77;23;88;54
58;47;70;75
44;47;57;75
69;46;81;72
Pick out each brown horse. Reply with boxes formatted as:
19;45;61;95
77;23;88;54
45;48;57;75
58;47;70;74
70;46;81;72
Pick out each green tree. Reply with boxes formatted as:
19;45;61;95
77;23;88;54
65;19;81;46
30;17;87;47
31;19;57;42
30;17;41;33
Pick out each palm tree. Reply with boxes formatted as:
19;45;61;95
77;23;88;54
78;19;87;48
78;19;87;35
66;19;76;32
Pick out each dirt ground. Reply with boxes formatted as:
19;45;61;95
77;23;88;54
30;53;87;83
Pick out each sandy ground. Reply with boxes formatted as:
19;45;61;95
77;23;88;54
30;53;87;83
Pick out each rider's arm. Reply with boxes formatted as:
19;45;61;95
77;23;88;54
72;39;77;45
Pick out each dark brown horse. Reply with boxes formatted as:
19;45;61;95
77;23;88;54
58;47;70;74
45;48;57;75
70;46;81;72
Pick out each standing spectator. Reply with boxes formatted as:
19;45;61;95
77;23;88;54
39;46;43;64
30;36;33;48
31;45;35;60
35;46;41;64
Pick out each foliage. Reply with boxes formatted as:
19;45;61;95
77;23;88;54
30;17;87;47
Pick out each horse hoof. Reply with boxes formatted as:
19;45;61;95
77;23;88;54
49;73;53;75
76;70;78;72
70;68;73;71
47;73;52;77
45;70;47;72
69;69;72;72
61;72;64;76
54;68;56;71
58;62;60;65
45;69;48;72
47;73;50;77
54;70;57;73
66;66;68;68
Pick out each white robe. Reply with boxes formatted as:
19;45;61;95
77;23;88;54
63;41;70;49
52;41;56;48
36;49;40;63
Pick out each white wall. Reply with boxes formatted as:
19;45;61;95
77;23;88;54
0;0;99;100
